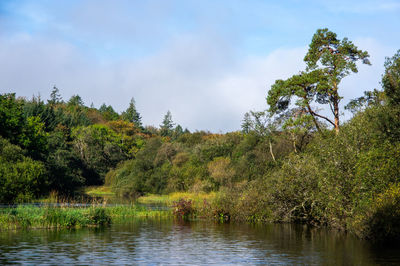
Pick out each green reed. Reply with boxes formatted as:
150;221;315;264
0;204;171;230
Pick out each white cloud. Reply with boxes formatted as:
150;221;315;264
339;38;397;120
0;31;307;132
1;31;393;132
1;0;397;132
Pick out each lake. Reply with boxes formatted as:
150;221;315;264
1;218;399;265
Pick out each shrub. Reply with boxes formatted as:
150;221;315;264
172;198;194;220
90;208;111;226
362;183;400;242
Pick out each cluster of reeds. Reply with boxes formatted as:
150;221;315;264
0;202;171;230
0;205;108;230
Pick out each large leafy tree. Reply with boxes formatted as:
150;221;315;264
268;28;370;133
72;124;128;184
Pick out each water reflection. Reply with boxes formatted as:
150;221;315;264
1;219;400;265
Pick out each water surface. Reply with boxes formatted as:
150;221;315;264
1;219;399;265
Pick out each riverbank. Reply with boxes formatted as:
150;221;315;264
4;186;398;243
0;204;171;230
137;192;215;206
140;189;400;242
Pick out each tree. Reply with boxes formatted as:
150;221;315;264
0;137;47;203
160;110;175;137
72;124;128;184
241;112;252;134
99;103;119;121
67;95;84;106
241;111;277;161
48;86;62;105
122;97;143;129
0;93;24;144
267;70;329;133
304;28;371;133
172;124;184;140
268;28;370;134
382;49;400;107
345;89;385;113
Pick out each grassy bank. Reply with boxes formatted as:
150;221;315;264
0;204;171;230
84;186;115;197
138;192;216;207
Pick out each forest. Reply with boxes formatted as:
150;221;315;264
1;29;400;241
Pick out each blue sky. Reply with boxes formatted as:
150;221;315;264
0;0;399;132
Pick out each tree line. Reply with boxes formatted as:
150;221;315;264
0;87;185;202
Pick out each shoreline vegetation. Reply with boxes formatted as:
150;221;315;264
1;29;400;242
0;202;171;231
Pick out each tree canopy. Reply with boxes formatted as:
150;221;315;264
382;49;400;107
267;28;371;133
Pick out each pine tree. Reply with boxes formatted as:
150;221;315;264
48;86;62;105
241;112;252;134
160;110;175;137
268;28;370;134
123;97;143;129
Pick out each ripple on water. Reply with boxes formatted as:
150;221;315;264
1;220;400;265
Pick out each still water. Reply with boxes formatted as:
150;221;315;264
1;218;399;265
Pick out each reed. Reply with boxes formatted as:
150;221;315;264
0;203;171;231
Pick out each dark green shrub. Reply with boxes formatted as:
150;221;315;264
362;183;400;242
90;208;111;226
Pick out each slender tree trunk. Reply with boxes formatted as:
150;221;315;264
293;140;297;153
334;102;339;134
306;104;321;133
333;83;340;134
269;140;276;162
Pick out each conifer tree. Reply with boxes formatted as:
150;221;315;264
267;28;370;133
160;110;174;137
123;97;143;129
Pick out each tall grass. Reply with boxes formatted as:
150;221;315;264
0;204;171;231
138;192;216;208
84;186;115;197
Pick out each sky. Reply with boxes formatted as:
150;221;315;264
0;0;399;132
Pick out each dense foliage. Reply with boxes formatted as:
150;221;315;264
0;88;151;202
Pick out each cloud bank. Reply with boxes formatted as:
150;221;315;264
0;0;398;132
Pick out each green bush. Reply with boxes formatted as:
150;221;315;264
90;208;111;226
362;183;400;241
0;137;47;203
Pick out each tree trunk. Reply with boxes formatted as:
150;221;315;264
333;87;340;134
333;82;340;135
269;140;276;162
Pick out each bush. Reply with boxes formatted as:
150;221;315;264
360;183;400;242
0;137;48;203
90;208;111;226
172;198;194;220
